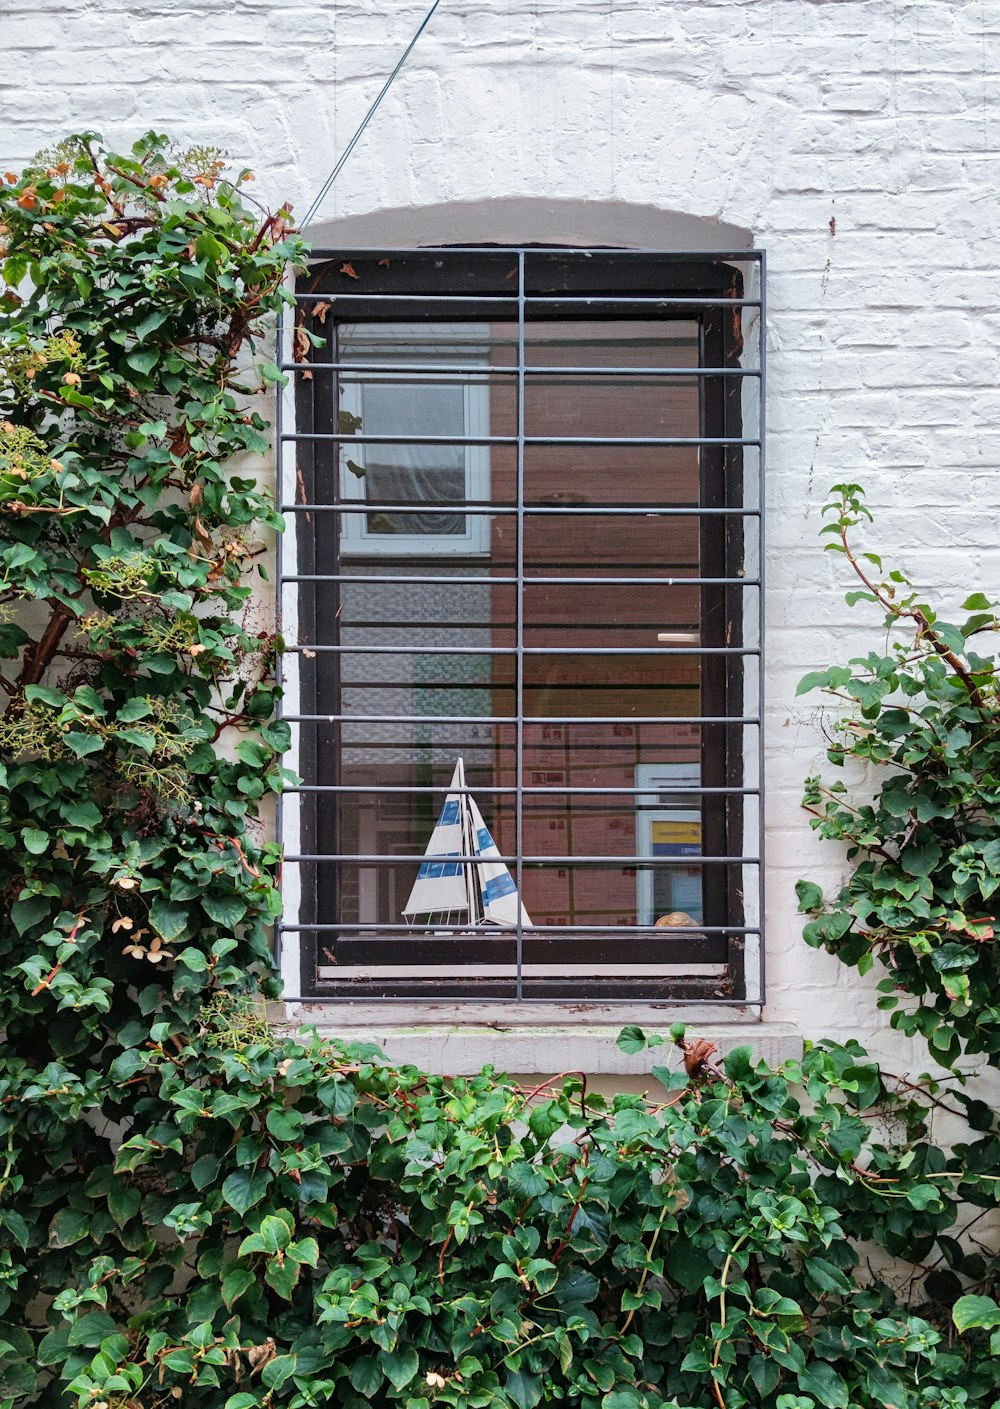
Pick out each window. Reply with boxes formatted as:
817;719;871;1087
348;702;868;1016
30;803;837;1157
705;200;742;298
337;324;490;556
279;248;764;1005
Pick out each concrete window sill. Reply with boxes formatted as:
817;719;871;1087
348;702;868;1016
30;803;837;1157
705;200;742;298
272;1002;800;1075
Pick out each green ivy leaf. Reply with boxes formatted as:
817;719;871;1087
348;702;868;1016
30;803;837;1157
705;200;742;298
64;732;105;758
10;895;50;934
126;347;159;376
953;1294;1000;1333
36;1326;71;1367
107;1182;141;1226
264;1258;300;1300
221;1168;270;1216
795;880;824;912
150;896;188;941
66;1311;118;1347
505;1368;542;1409
202;893;247;928
221;1266;256;1310
236;738;272;769
261;1355;297;1392
133;308;171;341
23;685;63;707
19;828;48;856
796;1361;849;1408
349;1357;383;1395
62;801;102;828
48;1208;90;1248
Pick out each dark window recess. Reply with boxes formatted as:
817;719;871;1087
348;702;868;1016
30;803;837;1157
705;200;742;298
277;248;765;1003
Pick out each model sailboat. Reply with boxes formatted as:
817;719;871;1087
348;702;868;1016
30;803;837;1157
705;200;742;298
402;758;532;928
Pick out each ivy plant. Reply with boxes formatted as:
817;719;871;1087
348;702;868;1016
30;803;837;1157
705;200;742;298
0;131;303;1399
0;131;302;1052
6;1005;995;1409
796;484;1000;1069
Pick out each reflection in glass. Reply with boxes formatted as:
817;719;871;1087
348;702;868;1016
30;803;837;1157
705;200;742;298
309;313;749;954
361;382;466;535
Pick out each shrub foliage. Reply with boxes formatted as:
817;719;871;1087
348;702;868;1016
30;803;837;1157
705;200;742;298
1;140;999;1409
797;485;1000;1069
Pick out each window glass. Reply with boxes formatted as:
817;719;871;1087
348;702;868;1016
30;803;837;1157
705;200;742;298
286;250;761;999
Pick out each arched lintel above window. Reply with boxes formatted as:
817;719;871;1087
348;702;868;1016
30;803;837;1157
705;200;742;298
305;197;752;253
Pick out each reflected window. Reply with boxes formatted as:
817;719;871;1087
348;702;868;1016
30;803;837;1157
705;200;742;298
636;763;704;927
338;325;490;555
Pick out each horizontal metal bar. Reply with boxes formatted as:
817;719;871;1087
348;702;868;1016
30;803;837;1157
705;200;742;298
283;713;761;724
281;360;760;377
293;291;762;308
283;643;758;655
300;622;703;634
307;246;761;259
283;854;760;865
280;922;761;934
283;784;761;795
280;993;762;1005
281;573;759;587
280;504;760;517
281;431;760;447
312;945;722;956
310;684;720;697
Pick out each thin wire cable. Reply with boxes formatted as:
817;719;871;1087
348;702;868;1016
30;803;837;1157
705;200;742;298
300;0;444;231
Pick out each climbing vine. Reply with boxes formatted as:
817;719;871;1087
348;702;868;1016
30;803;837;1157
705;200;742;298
796;484;1000;1069
1;139;999;1409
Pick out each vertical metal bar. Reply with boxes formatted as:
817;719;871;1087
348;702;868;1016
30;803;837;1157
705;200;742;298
756;250;767;1008
274;302;285;981
515;251;526;1000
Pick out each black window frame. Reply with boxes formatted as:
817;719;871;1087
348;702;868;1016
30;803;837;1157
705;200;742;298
277;246;765;1006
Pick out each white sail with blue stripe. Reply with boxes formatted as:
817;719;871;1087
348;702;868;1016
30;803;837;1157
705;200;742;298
467;794;531;926
401;758;531;928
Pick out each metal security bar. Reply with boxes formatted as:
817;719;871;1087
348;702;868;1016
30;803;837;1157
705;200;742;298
275;247;765;1005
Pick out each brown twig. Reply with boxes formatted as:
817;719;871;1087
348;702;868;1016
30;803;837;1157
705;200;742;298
550;1173;589;1262
837;512;985;708
437;1228;453;1286
18;601;76;688
31;911;86;995
518;1071;588;1105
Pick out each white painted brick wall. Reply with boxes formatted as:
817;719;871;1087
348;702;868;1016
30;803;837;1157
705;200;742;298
5;0;1000;1073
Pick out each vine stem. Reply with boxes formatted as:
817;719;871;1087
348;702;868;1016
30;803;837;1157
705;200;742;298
550;1170;589;1262
437;1228;453;1286
18;600;75;689
709;1230;750;1405
621;1202;670;1336
30;911;86;995
516;1070;589;1121
518;1070;588;1104
836;505;985;708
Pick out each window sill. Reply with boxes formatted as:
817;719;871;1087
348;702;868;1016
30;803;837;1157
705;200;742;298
271;1002;799;1075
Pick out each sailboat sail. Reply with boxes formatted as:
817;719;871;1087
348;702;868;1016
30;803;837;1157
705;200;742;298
401;758;531;927
468;795;531;926
401;759;472;923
